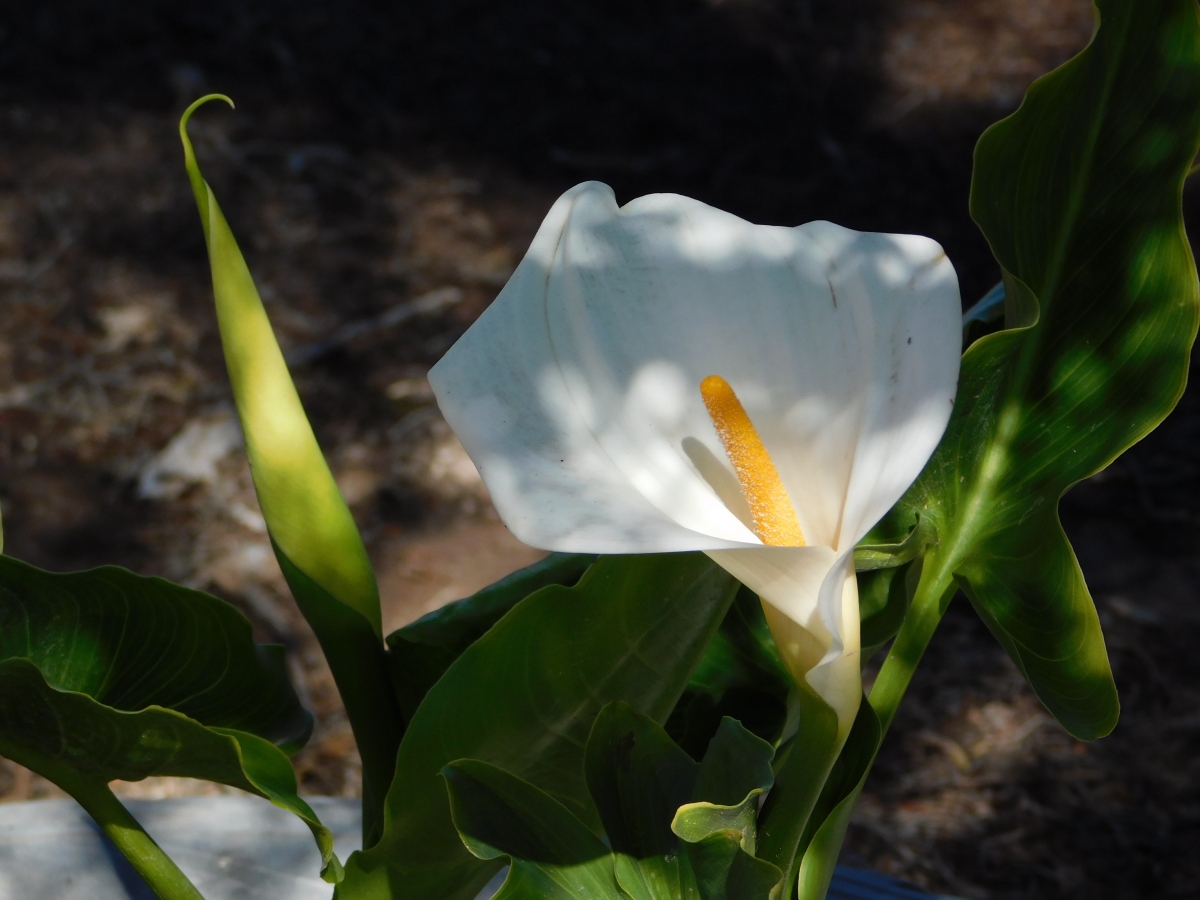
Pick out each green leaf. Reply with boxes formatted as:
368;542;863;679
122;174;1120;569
852;513;934;573
884;0;1200;740
856;561;915;654
338;553;739;900
180;95;380;637
585;702;700;900
0;556;311;747
583;705;780;900
794;699;881;900
444;759;622;900
586;701;698;857
689;718;775;812
180;96;402;844
667;587;791;758
386;553;595;721
672;721;781;900
0;556;339;881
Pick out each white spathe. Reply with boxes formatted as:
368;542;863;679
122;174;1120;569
429;181;961;735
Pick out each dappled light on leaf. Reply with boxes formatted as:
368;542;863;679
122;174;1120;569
876;0;1200;742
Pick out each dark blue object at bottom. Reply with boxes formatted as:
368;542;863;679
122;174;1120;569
830;866;955;899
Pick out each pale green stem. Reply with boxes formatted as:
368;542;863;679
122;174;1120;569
73;781;207;900
761;559;958;899
757;687;841;896
868;559;957;737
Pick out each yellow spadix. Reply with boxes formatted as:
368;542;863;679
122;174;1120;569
700;374;805;548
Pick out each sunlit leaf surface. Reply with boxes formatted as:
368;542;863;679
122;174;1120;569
180;95;402;845
882;0;1200;740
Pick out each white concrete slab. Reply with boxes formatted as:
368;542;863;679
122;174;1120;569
0;797;949;899
0;796;359;900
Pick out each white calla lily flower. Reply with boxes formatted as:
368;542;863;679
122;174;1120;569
429;181;960;737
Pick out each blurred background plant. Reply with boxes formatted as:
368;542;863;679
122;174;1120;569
1;1;1199;897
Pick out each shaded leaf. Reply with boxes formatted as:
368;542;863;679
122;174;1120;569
584;705;780;900
852;514;934;573
586;701;697;857
667;587;791;758
444;759;621;900
683;836;782;900
960;282;1006;349
386;553;595;721
444;759;610;865
586;702;700;900
672;719;781;900
689;718;775;812
338;553;739;900
0;556;338;881
884;0;1200;739
857;561;915;653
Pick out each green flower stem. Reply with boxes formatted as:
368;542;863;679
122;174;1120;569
767;559;958;899
868;558;958;737
73;780;207;900
757;687;840;896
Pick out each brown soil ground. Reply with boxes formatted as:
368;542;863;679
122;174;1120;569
1;1;1197;897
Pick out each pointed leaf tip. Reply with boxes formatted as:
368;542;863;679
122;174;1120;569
177;97;382;638
179;94;235;233
180;93;235;131
177;95;403;849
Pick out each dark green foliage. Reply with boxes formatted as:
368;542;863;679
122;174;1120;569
386;553;595;721
338;553;739;900
666;587;792;759
0;555;338;880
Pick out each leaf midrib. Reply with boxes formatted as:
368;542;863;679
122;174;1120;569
940;3;1132;582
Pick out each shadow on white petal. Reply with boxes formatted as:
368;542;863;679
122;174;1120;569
431;181;959;567
681;437;754;532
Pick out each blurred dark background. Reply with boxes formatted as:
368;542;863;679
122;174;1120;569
3;2;1200;897
2;0;1085;301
